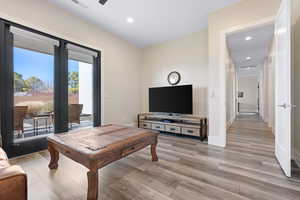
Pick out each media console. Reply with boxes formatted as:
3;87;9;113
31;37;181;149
138;113;208;141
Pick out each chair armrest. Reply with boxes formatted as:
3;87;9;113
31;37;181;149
0;165;27;200
0;165;25;180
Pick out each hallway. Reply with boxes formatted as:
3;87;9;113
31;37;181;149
228;114;275;160
227;114;300;196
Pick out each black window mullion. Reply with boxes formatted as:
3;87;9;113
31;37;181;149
0;22;14;151
93;53;101;127
54;41;69;133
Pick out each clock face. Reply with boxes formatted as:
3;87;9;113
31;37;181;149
168;71;181;85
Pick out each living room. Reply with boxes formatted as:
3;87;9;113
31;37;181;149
1;0;300;199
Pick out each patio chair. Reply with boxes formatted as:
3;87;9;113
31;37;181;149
68;104;83;128
14;106;28;137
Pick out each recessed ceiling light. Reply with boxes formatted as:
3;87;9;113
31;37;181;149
246;56;251;60
245;36;253;41
126;17;134;24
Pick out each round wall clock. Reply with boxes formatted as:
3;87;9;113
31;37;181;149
167;71;181;85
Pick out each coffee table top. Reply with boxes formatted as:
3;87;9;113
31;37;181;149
47;124;158;156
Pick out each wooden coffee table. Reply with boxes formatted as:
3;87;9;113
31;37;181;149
47;124;158;200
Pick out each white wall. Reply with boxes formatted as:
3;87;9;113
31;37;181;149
263;39;276;130
225;49;236;128
0;0;142;125
208;0;280;147
226;66;236;127
238;76;258;113
141;30;209;116
79;62;93;115
262;60;268;122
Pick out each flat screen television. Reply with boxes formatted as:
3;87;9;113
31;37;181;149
149;85;193;114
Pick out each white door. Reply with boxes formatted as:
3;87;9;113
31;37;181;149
274;0;292;177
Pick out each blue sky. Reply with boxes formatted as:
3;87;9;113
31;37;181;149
14;47;79;84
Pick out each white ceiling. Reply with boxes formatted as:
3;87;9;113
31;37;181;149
227;24;274;76
47;0;240;47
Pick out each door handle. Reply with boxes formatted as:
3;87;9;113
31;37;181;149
277;103;296;109
277;103;288;109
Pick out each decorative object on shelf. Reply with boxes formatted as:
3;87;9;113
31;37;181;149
167;71;181;85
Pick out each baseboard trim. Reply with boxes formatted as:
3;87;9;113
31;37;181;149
124;122;137;127
208;135;226;147
226;117;235;130
264;117;269;124
294;149;300;167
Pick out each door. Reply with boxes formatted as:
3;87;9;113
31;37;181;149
274;0;292;177
0;22;14;152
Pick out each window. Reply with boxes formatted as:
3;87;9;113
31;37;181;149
0;19;101;157
67;44;96;130
12;27;57;141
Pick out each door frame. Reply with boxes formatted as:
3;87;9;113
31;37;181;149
212;17;275;147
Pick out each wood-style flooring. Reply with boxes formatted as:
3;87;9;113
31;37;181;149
10;114;300;200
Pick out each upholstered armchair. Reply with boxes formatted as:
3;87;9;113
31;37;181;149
0;148;27;200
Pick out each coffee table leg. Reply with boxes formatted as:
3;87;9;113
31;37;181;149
48;143;59;169
87;170;98;200
151;143;158;162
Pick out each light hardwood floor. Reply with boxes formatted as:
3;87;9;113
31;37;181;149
10;114;300;200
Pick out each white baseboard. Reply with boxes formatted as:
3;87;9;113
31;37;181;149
294;148;300;167
226;117;235;129
264;117;269;123
208;135;226;147
124;122;137;127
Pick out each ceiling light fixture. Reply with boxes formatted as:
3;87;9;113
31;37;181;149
126;17;134;24
246;56;251;60
245;36;253;41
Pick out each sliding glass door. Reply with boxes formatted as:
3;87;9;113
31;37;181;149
13;31;56;142
0;19;101;157
67;44;97;130
8;26;58;156
68;60;94;130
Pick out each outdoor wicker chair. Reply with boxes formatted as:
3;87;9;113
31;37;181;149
13;106;28;136
68;104;83;128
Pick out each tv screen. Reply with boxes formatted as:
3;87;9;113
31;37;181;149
149;85;193;114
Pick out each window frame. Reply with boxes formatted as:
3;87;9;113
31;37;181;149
0;18;102;157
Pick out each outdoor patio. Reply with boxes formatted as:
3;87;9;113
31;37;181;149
14;114;93;141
